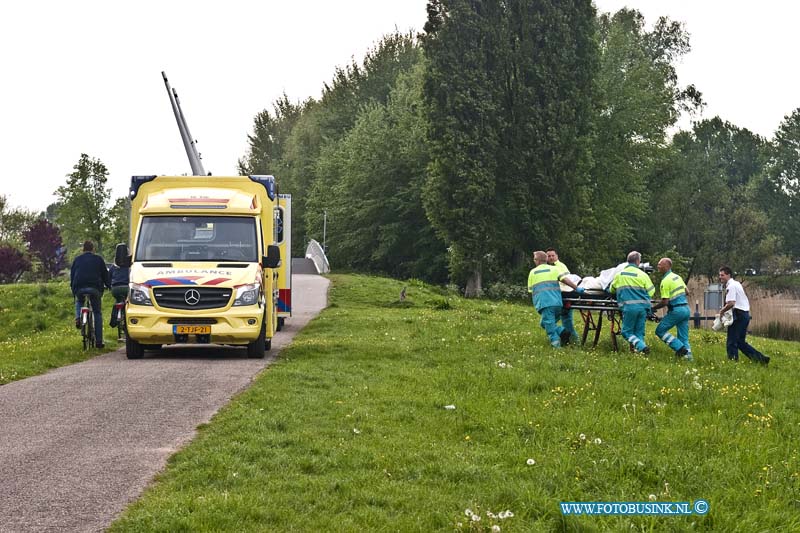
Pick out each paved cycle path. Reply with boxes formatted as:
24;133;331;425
0;274;329;533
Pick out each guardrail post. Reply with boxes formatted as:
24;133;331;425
693;300;701;329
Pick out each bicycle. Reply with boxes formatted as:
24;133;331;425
77;291;97;350
113;300;126;341
110;285;129;342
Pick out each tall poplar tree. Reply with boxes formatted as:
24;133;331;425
422;0;500;295
423;0;597;294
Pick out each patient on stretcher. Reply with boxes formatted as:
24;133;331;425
566;261;655;299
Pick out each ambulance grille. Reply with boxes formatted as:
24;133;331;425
166;318;218;324
152;287;233;310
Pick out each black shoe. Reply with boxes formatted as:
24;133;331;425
761;356;770;366
676;346;688;358
560;330;571;346
75;318;81;329
96;343;105;349
641;346;651;355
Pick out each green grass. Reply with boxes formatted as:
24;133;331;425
108;274;800;532
0;282;118;384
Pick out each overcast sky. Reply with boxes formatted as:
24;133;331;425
2;1;798;213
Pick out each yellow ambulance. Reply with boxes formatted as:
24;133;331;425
276;193;292;329
124;175;281;359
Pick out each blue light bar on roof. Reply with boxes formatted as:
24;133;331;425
130;175;157;199
249;175;276;200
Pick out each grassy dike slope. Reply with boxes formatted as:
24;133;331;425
107;273;800;532
0;282;116;384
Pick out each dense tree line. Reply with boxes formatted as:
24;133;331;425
237;4;799;293
3;5;798;291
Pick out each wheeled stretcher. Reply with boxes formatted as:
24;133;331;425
562;290;660;352
562;290;625;351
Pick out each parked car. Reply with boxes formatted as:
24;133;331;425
745;268;757;276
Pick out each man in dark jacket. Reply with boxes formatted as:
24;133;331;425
71;240;111;348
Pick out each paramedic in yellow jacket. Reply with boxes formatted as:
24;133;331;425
609;251;655;354
651;257;692;361
528;250;585;348
546;248;582;344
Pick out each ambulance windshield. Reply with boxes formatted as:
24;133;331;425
135;216;258;262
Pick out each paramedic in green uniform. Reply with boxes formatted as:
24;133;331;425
652;257;692;360
529;250;584;348
546;248;582;345
609;251;655;354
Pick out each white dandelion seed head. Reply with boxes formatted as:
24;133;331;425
594;438;602;445
498;510;514;519
444;404;456;410
526;458;536;465
465;509;472;517
470;513;481;522
649;494;657;501
579;433;586;441
353;428;361;434
492;525;502;532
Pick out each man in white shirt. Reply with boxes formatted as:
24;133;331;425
718;266;770;365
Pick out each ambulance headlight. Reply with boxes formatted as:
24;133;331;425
233;283;259;306
129;283;153;306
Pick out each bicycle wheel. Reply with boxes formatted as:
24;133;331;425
87;301;96;349
82;317;90;350
117;306;126;341
80;298;91;350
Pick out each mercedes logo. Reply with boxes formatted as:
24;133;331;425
184;289;201;306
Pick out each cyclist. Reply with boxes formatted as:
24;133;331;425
109;243;131;332
70;240;111;348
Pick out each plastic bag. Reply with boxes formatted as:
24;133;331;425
712;310;734;331
721;310;734;326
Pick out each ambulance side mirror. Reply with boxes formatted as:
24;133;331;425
263;245;281;268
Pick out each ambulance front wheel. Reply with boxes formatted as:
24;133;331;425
247;320;267;358
126;336;144;359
